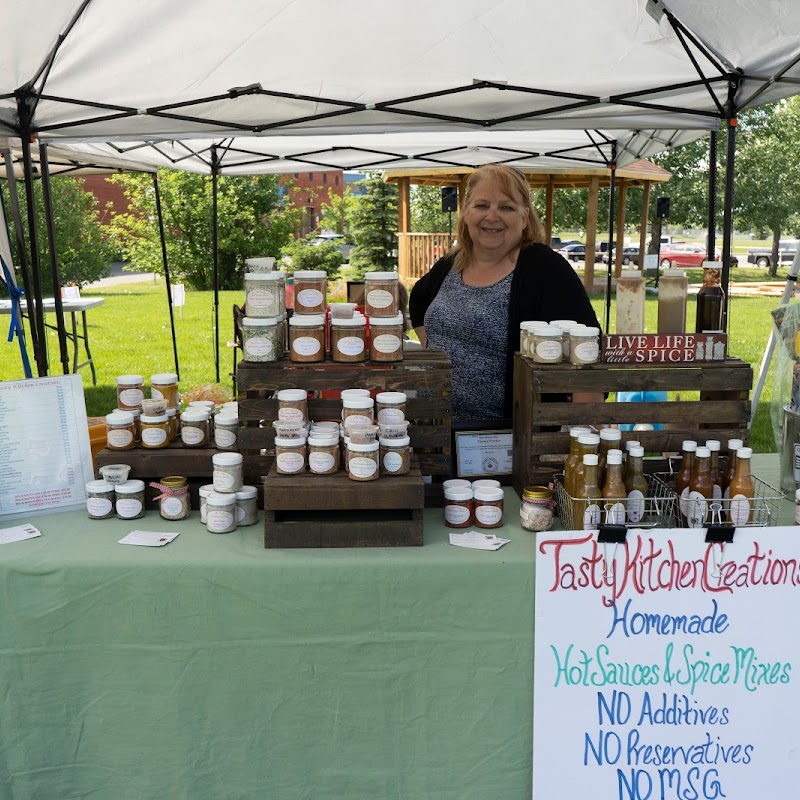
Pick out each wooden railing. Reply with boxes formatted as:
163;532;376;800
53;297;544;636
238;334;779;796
398;233;453;282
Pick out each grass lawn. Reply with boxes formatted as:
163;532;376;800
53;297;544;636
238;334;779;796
0;278;784;453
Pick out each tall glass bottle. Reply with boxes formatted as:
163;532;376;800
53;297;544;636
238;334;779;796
574;454;601;530
657;268;688;334
624;445;648;524
602;450;627;525
728;446;755;526
570;433;600;499
705;440;722;502
563;426;592;496
616;270;646;334
687;446;713;528
622;439;641;485
695;263;725;333
675;440;697;522
723;438;744;498
598;428;622;488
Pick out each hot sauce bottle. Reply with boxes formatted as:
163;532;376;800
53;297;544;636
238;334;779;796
728;446;755;526
687;446;713;528
602;450;627;525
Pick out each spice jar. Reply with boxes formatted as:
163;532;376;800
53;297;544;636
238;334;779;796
206;492;237;534
151;476;190;521
380;436;411;476
368;313;405;362
106;411;135;450
214;413;239;450
375;392;407;424
275;437;307;474
569;326;600;365
550;320;577;361
330;316;367;363
199;483;214;525
532;324;563;363
245;272;285;318
364;271;399;317
242;316;283;362
150;372;179;409
444;486;473;528
289;314;326;363
473;486;504;528
340;388;371;401
292;270;327;314
212;452;244;492
347;441;380;481
235;485;259;526
116;374;144;410
616;270;646;334
520;485;555;532
473;479;501;490
115;479;146;520
342;396;375;430
181;410;210;447
443;478;471;492
308;434;340;475
116;407;142;442
140;414;170;449
86;480;115;520
277;388;308;424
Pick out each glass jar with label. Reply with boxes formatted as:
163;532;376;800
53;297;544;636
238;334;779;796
116;374;144;410
275;437;307;475
165;408;178;441
150;373;179;409
118;406;142;442
368;313;405;362
242;316;282;363
140;414;170;449
277;388;308;424
214;413;239;450
364;271;399;317
375;392;407;424
199;483;215;525
473;486;504;528
380;436;410;476
532;324;563;364
444;486;473;528
86;480;115;520
106;411;136;451
616;270;646;334
550;320;577;361
151;475;190;521
289;314;326;363
181;410;210;447
212;452;244;492
342;396;375;431
308;434;340;475
569;327;601;365
206;492;237;534
235;485;259;526
292;270;327;314
347;441;380;481
519;485;555;532
115;479;146;520
245;272;285;318
330;315;367;363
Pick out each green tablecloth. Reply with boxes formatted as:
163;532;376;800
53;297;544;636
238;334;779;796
0;491;537;800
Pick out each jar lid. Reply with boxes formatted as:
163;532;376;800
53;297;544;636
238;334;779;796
245;272;285;282
442;479;471;491
376;391;406;405
620;269;642;278
308;434;339;447
289;314;325;327
578;433;600;445
348;441;379;452
549;320;577;329
569;426;592;439
212;452;244;466
277;388;307;402
570;327;600;338
738;447;753;459
379;436;410;447
368;313;405;327
625;440;640;451
343;397;374;409
473;479;501;489
607;451;623;465
150;372;178;384
695;446;711;458
243;316;281;326
340;388;371;399
115;479;145;494
629;446;645;457
215;413;239;425
705;439;720;451
235;485;258;500
682;440;698;451
189;400;216;409
160;475;188;488
600;429;621;440
583;454;599;466
727;438;743;450
535;325;561;337
663;268;685;277
473;486;504;502
274;437;307;447
86;479;114;492
165;408;177;417
207;491;236;506
106;411;134;425
116;374;143;385
199;483;215;498
141;414;168;423
522;485;553;499
292;270;327;279
364;271;399;281
330;316;366;327
181;410;209;423
444;487;473;501
116;407;141;417
310;420;339;429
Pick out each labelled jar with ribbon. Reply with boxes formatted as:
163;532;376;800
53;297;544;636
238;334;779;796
150;476;190;521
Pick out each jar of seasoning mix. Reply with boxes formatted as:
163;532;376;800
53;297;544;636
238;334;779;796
115;480;146;520
199;483;215;525
214;413;239;450
277;388;308;424
347;441;380;481
86;480;115;520
532;324;563;363
376;391;407;424
150;476;190;521
380;436;411;476
242;316;283;362
116;374;144;410
473;486;504;528
245;272;285;318
140;414;170;449
105;411;136;451
212;452;244;493
289;314;325;363
181;410;210;447
308;434;340;475
520;485;555;532
569;326;601;365
368;314;405;362
292;271;327;314
206;492;237;534
364;271;399;317
330;316;367;363
444;486;473;528
235;485;259;527
275;437;307;475
342;396;375;430
150;373;179;410
116;407;142;442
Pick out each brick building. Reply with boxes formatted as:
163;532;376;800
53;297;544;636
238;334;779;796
79;174;132;224
281;171;345;237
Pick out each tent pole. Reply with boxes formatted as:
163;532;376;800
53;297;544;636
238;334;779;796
604;144;618;333
38;143;70;376
1;148;39;359
152;173;180;380
706;131;718;259
720;118;736;332
211;146;220;384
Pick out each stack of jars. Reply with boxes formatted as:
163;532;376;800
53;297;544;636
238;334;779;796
519;320;600;365
442;478;505;529
203;448;258;533
108;372;181;451
242;262;287;363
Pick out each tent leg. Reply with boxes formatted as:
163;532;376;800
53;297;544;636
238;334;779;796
720;118;736;332
152;173;180;380
604;144;618;333
212;146;220;384
706;132;718;259
39;143;70;376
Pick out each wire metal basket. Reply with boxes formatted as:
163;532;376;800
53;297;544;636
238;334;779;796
555;473;678;530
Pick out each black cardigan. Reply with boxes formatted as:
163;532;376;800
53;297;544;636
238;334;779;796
408;243;602;417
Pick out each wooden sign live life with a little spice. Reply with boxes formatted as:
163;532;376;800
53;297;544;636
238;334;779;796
603;333;728;364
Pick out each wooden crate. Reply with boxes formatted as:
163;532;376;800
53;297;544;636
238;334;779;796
263;461;425;548
236;351;452;483
512;355;753;495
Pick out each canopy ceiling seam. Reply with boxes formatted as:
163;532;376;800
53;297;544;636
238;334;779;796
663;10;730;77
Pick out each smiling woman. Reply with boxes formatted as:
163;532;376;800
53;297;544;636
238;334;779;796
409;165;602;425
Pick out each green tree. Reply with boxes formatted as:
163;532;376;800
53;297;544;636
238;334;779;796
109;171;301;290
2;176;114;292
411;185;452;232
319;187;356;240
348;172;398;279
281;235;343;278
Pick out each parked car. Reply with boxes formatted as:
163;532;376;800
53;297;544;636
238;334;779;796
601;245;640;265
659;242;739;268
558;243;587;262
309;233;352;260
746;241;797;268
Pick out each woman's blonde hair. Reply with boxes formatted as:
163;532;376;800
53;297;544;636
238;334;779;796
451;165;546;272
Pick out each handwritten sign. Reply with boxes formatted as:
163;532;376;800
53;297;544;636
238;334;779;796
604;334;727;364
533;528;799;799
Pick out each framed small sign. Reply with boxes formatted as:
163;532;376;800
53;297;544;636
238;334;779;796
454;430;513;477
